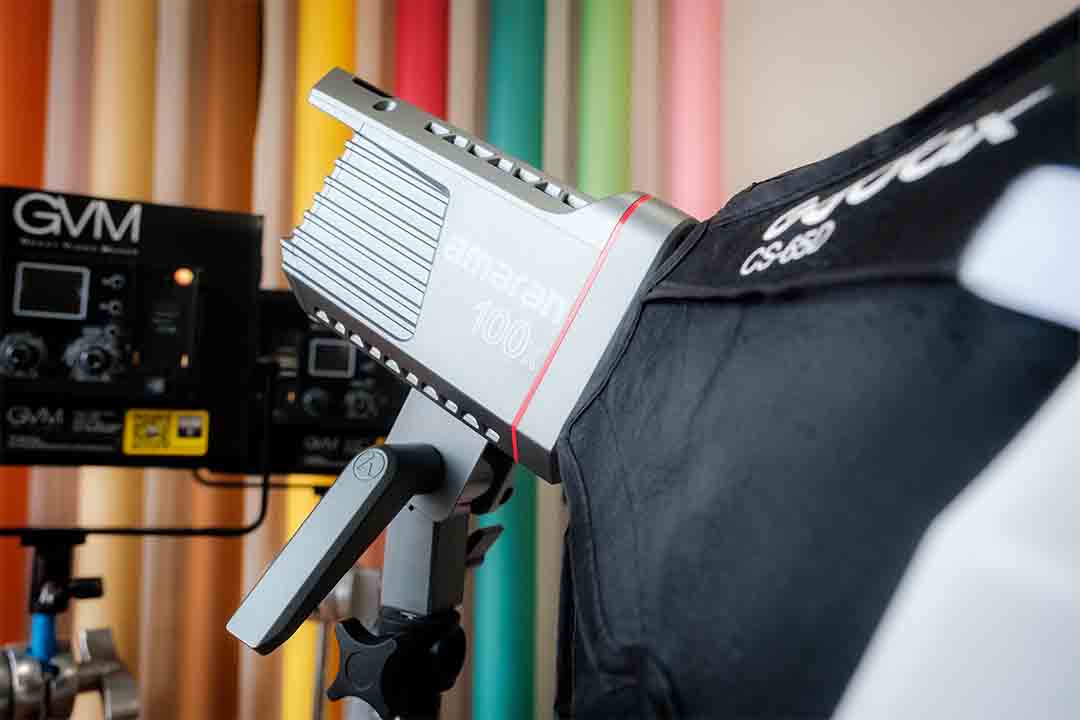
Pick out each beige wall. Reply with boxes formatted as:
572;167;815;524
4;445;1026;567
724;0;1077;198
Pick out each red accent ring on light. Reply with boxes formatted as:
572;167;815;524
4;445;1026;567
510;194;654;462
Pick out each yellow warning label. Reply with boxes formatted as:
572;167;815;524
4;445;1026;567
122;409;209;456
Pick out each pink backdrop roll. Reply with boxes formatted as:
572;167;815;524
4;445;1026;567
665;0;725;219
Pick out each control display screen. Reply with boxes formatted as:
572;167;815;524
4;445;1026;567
13;262;91;320
308;338;355;379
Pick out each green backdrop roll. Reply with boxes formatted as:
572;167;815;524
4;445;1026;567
579;0;633;197
472;3;544;718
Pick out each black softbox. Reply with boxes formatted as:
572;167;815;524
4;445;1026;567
555;11;1079;719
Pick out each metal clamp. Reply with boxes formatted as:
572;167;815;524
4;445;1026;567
0;628;137;720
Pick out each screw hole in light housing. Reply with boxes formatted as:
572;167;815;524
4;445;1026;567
373;99;398;112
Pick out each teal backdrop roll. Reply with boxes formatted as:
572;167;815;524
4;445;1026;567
472;3;544;719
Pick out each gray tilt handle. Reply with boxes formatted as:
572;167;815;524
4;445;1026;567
227;444;441;655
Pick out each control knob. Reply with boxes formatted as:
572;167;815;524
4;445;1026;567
64;334;122;381
0;333;47;376
344;389;379;421
79;347;111;375
301;387;331;417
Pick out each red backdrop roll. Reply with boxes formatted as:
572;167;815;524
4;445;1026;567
394;0;449;117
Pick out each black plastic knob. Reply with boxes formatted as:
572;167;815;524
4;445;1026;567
68;577;104;600
301;387;331;417
63;334;123;381
327;611;466;719
327;619;398;719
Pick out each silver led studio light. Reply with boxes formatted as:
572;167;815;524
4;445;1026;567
281;69;694;479
228;70;694;708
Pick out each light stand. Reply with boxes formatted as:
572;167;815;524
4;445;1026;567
229;390;514;719
0;531;137;720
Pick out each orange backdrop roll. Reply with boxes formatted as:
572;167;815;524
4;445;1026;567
0;0;51;645
0;0;50;183
178;3;261;719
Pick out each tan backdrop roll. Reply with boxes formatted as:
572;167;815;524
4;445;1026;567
137;3;203;718
538;3;576;716
237;0;296;718
72;2;158;718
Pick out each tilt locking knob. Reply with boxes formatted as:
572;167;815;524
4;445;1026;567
328;611;466;720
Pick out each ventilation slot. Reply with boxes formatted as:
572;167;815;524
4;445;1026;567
426;121;470;149
424;119;591;209
352;76;393;98
537;181;563;199
470;145;496;160
565;193;588;209
426;121;451;137
514;167;541;184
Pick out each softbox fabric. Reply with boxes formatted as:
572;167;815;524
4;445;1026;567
555;11;1079;719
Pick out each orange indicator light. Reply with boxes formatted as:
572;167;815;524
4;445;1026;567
173;267;195;286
